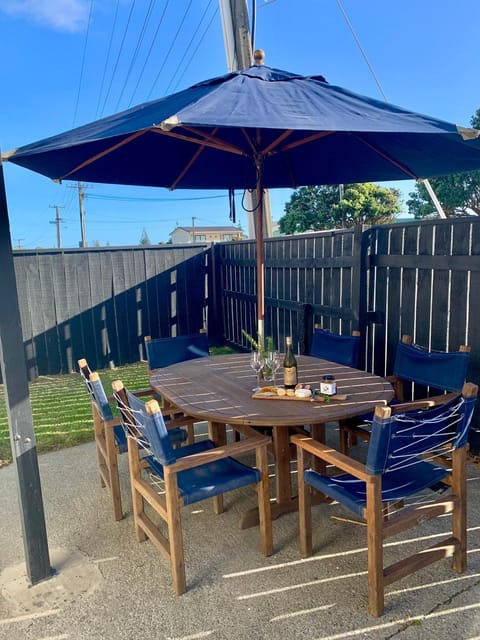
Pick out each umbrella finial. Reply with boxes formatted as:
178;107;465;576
253;49;265;65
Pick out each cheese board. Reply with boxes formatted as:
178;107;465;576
251;387;348;402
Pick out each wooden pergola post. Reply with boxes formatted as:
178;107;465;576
0;157;51;584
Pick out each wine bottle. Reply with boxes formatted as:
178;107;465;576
283;336;298;389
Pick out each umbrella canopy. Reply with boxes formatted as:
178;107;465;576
5;63;480;336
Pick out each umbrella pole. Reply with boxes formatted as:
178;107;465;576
255;179;264;344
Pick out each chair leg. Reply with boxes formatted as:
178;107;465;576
256;444;273;556
164;468;187;595
127;439;147;542
366;476;384;617
209;421;227;515
93;410;107;488
297;446;312;558
451;446;467;573
105;424;123;521
186;423;195;446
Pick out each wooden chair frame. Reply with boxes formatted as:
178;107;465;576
339;335;470;454
293;382;477;616
113;381;273;595
79;358;154;520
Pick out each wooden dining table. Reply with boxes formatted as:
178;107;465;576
150;353;393;527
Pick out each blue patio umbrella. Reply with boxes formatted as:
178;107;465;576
4;63;480;335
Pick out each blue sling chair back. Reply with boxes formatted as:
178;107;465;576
310;325;361;368
293;382;477;616
340;334;471;454
112;379;273;595
78;358;187;521
144;331;210;444
298;325;361;448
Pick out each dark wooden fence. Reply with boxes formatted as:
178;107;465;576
12;244;210;379
215;226;363;355
9;218;480;444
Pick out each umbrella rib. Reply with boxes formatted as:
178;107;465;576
262;130;295;155
153;127;245;156
353;134;418;179
170;128;219;190
60;130;150;179
280;131;334;152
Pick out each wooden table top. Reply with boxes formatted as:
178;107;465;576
150;354;393;427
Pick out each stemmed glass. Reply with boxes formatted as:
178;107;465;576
250;350;265;391
265;350;281;388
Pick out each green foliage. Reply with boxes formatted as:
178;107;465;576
406;108;480;218
140;228;151;245
278;183;400;234
241;329;273;354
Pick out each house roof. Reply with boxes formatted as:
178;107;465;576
172;226;241;233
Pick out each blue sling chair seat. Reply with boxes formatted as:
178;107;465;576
78;358;188;521
339;335;470;454
144;331;210;444
112;380;273;595
292;382;478;616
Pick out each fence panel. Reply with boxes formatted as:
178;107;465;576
11;245;209;378
216;227;363;354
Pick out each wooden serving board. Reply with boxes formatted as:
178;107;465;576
251;389;348;402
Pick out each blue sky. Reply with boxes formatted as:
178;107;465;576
1;0;478;249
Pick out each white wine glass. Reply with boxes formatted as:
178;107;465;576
250;351;265;391
266;350;281;387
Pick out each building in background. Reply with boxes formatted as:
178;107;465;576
170;225;246;244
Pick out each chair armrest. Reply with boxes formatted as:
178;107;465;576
168;432;271;473
291;434;371;482
104;417;123;429
107;387;153;402
384;375;398;384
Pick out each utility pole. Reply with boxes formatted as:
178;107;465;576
78;182;87;247
49;205;65;248
192;216;196;242
68;182;89;247
218;0;273;240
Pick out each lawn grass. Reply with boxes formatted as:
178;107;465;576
0;346;237;466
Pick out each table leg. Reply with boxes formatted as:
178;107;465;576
310;423;327;474
239;425;299;529
208;420;227;446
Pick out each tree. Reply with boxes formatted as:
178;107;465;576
278;183;400;234
407;108;480;218
140;228;151;245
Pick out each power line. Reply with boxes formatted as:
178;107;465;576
87;192;227;202
171;5;219;93
72;0;95;125
95;0;121;118
335;0;447;219
100;0;138;116
146;0;195;100
114;0;158;111
164;0;214;95
127;0;171;106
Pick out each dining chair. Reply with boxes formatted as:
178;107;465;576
293;382;478;616
112;379;273;595
78;358;188;521
339;335;471;454
309;324;361;368
144;331;209;444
